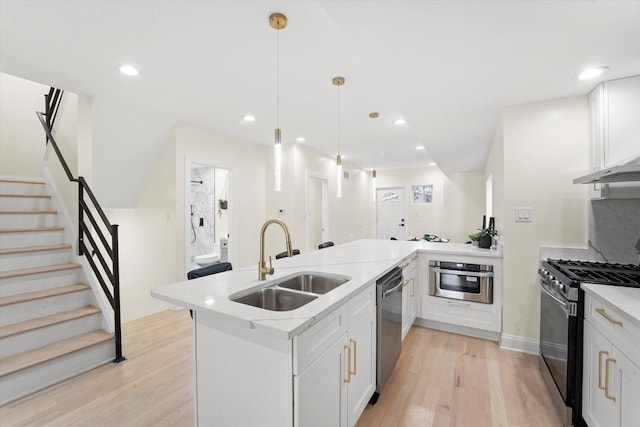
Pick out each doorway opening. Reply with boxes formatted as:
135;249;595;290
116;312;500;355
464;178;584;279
306;173;329;250
376;187;407;240
186;162;230;272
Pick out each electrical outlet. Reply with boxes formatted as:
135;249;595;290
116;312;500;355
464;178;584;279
515;207;532;222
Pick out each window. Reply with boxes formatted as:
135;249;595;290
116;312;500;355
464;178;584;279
412;185;433;204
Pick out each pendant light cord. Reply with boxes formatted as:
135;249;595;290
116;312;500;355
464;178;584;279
276;29;280;131
337;85;341;155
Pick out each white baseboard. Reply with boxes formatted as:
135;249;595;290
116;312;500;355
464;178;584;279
500;334;539;355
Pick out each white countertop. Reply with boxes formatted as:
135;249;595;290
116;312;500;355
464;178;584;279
151;239;502;339
582;283;640;328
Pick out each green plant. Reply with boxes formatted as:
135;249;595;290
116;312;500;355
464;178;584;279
469;226;498;242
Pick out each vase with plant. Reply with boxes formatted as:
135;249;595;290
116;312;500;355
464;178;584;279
469;216;498;249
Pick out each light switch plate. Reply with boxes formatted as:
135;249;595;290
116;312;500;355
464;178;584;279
515;207;532;222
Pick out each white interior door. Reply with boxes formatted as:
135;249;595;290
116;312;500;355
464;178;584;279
307;175;328;250
376;187;407;240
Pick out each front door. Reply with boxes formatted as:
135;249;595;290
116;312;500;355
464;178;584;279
376;187;406;240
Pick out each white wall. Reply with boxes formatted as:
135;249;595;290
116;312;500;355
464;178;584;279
0;73;49;177
489;96;590;341
264;143;372;256
108;122;268;322
376;166;485;243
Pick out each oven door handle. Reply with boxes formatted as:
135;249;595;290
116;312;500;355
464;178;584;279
539;282;570;316
431;267;493;278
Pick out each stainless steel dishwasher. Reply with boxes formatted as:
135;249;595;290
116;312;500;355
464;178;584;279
371;266;403;404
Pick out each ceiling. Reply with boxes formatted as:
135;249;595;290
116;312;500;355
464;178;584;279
1;1;640;205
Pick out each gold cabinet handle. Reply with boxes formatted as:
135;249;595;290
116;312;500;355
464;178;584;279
595;308;623;326
605;357;617;401
403;279;410;288
411;255;418;261
598;350;608;390
410;278;415;297
344;344;351;383
350;339;357;376
401;262;410;268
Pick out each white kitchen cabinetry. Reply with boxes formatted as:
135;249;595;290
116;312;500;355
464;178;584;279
582;291;640;427
418;253;502;338
401;254;418;340
193;283;376;427
588;75;640;199
295;284;376;427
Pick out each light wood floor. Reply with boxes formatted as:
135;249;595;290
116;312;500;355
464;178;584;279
0;310;562;427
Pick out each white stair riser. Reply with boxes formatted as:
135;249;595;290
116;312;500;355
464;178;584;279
0;182;47;196
0;213;59;229
0;290;96;326
0;230;65;248
0;269;82;298
0;313;103;358
0;250;72;272
0;197;52;211
0;339;114;405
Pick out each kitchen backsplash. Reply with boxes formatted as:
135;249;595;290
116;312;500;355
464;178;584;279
589;198;640;264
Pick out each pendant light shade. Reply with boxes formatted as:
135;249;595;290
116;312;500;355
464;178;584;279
370;112;378;202
333;76;345;198
270;13;287;192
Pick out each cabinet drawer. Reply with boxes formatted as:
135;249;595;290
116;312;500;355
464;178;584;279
421;295;498;332
348;284;376;327
584;292;640;365
294;304;348;374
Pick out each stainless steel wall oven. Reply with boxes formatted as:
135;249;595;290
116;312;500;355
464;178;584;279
429;260;493;304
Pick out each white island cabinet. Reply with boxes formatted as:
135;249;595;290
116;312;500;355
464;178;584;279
150;239;503;426
295;284;376;427
582;285;640;427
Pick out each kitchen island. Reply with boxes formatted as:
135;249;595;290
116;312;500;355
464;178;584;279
151;239;502;426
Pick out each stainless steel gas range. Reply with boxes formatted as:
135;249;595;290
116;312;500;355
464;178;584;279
538;259;640;427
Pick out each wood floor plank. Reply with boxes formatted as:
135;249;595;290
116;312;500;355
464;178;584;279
0;180;45;185
0;194;51;199
0;312;563;426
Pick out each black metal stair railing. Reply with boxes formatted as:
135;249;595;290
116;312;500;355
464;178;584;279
37;88;125;363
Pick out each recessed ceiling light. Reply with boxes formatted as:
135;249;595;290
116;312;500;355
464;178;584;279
578;67;608;80
393;119;406;125
242;115;255;122
416;146;425;150
429;162;437;166
119;65;139;76
296;137;306;142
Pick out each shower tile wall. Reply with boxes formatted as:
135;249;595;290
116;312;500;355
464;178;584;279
191;167;215;258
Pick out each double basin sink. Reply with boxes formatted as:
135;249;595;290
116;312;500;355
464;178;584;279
231;273;349;311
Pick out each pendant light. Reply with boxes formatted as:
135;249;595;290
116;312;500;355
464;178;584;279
270;13;287;191
369;112;378;202
333;76;345;198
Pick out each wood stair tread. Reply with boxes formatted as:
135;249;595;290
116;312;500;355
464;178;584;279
0;194;51;199
0;330;113;377
0;263;80;279
0;283;90;307
0;244;72;255
0;305;100;338
0;226;64;234
0;210;57;214
0;179;45;185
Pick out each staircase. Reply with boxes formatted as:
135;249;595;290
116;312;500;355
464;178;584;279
0;178;114;404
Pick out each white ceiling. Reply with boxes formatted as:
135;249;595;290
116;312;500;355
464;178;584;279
1;1;640;205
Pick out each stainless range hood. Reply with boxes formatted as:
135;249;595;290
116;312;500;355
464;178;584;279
573;163;640;184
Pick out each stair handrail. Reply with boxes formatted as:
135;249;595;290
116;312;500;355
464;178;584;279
36;89;125;363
